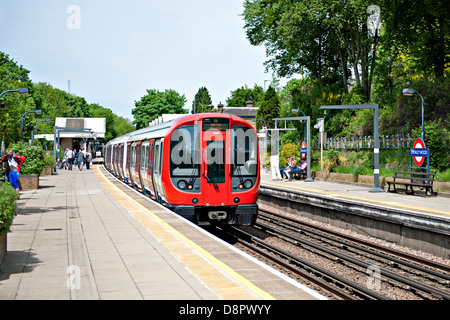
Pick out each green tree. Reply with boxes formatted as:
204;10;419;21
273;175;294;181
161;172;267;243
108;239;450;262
226;84;263;108
380;0;449;80
256;86;280;129
192;87;213;114
0;52;34;145
132;89;187;129
242;0;380;100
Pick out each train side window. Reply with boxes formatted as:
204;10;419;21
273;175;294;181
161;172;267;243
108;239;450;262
159;142;164;175
154;143;160;174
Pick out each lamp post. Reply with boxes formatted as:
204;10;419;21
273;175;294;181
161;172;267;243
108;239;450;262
20;109;42;141
34;119;52;140
44;126;56;151
0;88;29;109
402;88;425;141
0;88;29;99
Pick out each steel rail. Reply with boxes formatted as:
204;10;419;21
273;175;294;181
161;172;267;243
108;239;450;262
259;208;450;276
228;226;388;300
258;211;450;283
255;221;450;300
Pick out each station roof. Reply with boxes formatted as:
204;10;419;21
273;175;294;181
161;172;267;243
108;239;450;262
54;118;106;139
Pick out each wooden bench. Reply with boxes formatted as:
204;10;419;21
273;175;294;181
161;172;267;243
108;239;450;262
292;168;307;180
387;171;436;196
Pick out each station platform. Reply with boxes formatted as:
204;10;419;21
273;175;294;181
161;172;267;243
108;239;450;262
260;170;450;220
0;165;326;301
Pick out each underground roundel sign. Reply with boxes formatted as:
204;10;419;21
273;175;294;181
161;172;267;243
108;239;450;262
301;141;307;159
411;138;428;167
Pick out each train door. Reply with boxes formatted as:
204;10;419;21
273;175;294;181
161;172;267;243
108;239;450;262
140;140;150;195
126;142;132;185
118;143;123;180
134;141;142;191
153;139;165;202
200;118;230;205
147;139;156;199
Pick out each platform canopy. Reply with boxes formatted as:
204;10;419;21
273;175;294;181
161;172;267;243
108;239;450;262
54;118;106;139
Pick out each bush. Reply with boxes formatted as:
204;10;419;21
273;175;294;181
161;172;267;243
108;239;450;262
7;141;45;175
0;182;19;234
43;152;55;167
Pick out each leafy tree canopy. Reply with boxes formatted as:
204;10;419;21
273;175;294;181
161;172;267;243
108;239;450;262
192;87;213;114
132;89;187;129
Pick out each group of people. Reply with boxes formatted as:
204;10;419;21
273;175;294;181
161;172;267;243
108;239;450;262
59;148;92;171
271;154;307;181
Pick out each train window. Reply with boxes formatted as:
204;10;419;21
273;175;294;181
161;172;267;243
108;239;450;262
170;125;200;177
141;145;147;171
206;140;225;183
231;126;258;177
154;143;160;175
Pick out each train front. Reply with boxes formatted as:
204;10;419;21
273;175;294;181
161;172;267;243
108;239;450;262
164;114;259;226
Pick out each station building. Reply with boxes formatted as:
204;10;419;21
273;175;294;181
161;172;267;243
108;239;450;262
54;117;106;154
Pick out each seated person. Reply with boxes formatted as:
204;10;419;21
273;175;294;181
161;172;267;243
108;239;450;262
289;159;307;181
279;157;290;179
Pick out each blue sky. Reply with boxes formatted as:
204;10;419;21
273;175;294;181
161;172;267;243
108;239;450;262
0;0;287;120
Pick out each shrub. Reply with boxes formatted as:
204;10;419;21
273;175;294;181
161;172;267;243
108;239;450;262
7;141;45;175
0;182;19;234
43;152;55;167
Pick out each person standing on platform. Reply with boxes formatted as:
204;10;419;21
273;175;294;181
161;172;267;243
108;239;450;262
270;154;283;181
1;149;26;196
66;148;74;171
77;148;86;171
85;150;91;170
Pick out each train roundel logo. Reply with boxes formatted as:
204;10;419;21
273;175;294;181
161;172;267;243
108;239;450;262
301;141;306;159
412;138;425;167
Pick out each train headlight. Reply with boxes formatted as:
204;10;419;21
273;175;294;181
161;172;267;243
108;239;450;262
234;197;240;203
192;198;198;204
243;179;253;189
177;180;187;189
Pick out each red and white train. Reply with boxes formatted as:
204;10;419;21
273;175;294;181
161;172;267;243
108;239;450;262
104;113;259;226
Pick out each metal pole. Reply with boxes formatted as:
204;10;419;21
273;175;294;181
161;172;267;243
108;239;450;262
53;128;58;174
320;104;384;192
371;106;383;192
305;117;313;182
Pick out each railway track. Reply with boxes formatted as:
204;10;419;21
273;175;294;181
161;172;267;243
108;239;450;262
224;226;387;300
216;207;450;300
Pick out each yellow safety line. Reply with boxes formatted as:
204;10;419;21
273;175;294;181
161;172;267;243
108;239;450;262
94;166;275;300
262;181;450;216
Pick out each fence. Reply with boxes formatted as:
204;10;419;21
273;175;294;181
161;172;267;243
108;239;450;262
313;133;450;150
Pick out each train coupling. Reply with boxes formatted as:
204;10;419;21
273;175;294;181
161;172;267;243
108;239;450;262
208;211;227;221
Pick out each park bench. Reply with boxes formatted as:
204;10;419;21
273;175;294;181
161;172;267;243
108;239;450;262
292;168;307;180
291;162;307;180
387;171;436;196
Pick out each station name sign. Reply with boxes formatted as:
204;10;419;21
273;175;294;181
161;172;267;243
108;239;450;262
410;148;429;157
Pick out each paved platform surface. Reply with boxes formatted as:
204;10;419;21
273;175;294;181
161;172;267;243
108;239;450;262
261;170;450;221
0;166;325;300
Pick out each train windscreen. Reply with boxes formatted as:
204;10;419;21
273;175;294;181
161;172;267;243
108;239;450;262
170;125;200;177
231;126;258;177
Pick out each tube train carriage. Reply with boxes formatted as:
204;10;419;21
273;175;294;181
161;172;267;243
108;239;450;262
104;113;259;226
